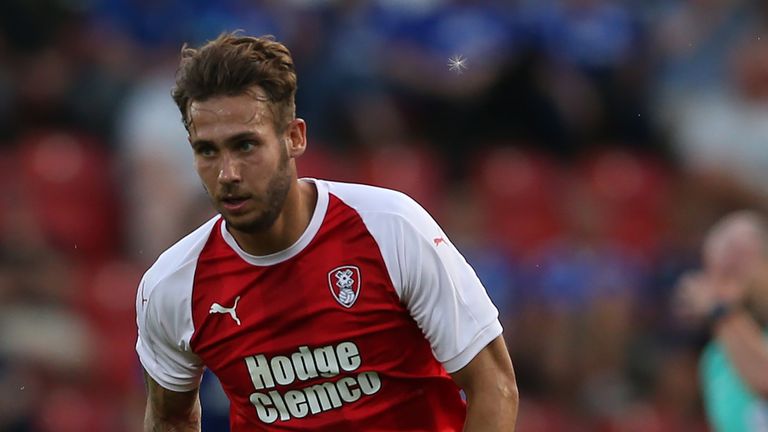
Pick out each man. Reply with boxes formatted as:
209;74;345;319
677;211;768;431
135;32;518;431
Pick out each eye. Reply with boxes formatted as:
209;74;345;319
195;145;217;157
238;140;257;152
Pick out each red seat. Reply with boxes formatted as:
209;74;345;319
75;258;144;391
0;151;19;232
470;147;564;256
17;131;120;258
36;384;115;432
356;142;445;218
574;149;671;258
296;142;353;182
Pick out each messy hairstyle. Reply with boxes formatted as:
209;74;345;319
172;32;297;132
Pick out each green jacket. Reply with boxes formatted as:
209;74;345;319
701;338;768;431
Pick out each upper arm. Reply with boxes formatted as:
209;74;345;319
144;370;201;430
136;273;204;392
361;194;503;372
450;336;517;396
450;337;519;431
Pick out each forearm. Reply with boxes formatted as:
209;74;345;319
142;370;202;432
463;382;519;431
715;309;768;397
144;406;201;432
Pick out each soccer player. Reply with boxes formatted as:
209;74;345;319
677;211;768;431
135;33;518;431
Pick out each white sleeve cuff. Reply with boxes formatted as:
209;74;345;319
137;339;202;393
441;320;503;373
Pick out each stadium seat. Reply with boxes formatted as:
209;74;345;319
295;141;352;182
573;148;671;258
355;142;445;218
75;258;143;392
469;146;564;257
16;130;121;259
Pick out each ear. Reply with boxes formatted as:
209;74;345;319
285;118;307;158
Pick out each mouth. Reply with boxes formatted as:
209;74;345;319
220;195;251;213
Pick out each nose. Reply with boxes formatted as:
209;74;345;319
218;154;242;184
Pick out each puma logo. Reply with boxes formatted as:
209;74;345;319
433;237;446;247
209;296;241;326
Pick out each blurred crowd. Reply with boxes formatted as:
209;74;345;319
2;0;768;430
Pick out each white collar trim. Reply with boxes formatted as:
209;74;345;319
220;178;328;266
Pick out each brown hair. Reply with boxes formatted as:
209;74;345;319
172;32;297;132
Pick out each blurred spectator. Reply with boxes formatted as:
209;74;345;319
677;211;768;431
3;0;763;430
521;0;654;153
665;36;768;202
116;60;211;263
652;0;754;103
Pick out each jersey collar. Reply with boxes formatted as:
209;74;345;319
220;178;329;266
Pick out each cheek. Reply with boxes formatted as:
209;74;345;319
244;154;277;178
194;159;219;183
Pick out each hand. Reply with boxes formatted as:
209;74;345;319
675;271;717;325
674;271;745;326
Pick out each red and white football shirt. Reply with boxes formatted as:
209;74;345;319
136;179;503;431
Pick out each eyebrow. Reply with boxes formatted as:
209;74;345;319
191;132;259;149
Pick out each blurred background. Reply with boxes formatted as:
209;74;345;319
2;0;768;430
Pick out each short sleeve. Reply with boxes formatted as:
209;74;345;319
136;275;204;392
355;192;503;373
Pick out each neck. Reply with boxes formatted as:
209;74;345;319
227;178;317;256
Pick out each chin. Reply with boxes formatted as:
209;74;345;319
223;212;278;233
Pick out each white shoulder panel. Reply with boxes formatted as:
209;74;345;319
135;215;220;392
324;180;502;373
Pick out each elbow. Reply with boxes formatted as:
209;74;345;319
499;371;520;409
498;372;520;429
510;380;520;405
462;370;519;406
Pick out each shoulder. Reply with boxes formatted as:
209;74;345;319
318;179;445;252
141;215;221;302
321;179;427;221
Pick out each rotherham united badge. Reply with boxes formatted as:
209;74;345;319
328;265;361;308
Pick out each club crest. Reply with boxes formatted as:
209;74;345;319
328;265;361;308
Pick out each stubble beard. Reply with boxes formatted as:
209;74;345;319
220;146;292;234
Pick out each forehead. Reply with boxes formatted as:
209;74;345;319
188;89;275;139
